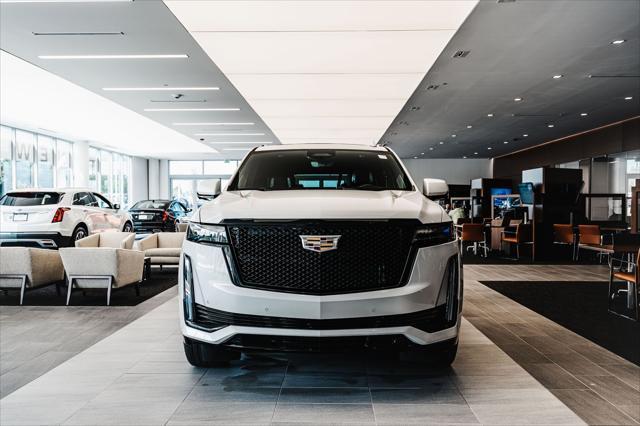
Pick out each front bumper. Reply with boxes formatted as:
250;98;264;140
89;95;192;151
0;232;70;248
179;238;462;349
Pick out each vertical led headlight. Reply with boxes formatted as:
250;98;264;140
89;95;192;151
183;254;195;322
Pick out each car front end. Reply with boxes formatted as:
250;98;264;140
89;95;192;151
178;145;462;365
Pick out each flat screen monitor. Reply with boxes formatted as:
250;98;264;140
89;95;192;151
518;183;535;205
490;187;511;206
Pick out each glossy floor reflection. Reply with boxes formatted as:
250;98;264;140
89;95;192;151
0;296;585;426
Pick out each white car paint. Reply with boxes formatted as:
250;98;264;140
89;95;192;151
180;144;461;353
0;188;133;248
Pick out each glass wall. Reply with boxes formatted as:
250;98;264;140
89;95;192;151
169;160;238;208
556;149;640;223
0;125;133;207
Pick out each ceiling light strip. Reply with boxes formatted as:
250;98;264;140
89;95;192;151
104;87;219;91
174;122;254;126
206;141;272;144
144;108;239;112
195;133;265;136
38;54;188;59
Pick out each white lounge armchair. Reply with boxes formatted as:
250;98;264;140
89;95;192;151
0;247;65;305
59;232;144;306
135;232;185;270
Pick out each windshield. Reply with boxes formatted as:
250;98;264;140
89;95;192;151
0;192;62;206
228;149;413;191
131;200;170;210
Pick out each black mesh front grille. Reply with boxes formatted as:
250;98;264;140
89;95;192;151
226;221;417;295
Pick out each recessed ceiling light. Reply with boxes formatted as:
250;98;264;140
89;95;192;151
487;147;493;150
173;122;254;126
145;108;239;112
474;152;478;155
439;141;444;145
420;152;425;155
104;87;219;91
206;141;272;145
38;54;188;59
514;97;522;102
195;133;265;136
624;96;633;100
413;156;418;159
451;134;456;138
548;124;555;128
523;134;528;137
463;156;467;159
580;112;588;116
487;113;494;117
429;147;434;151
467;125;473;129
503;141;509;144
553;74;563;79
611;39;626;44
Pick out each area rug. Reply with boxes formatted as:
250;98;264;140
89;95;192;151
481;280;639;365
0;269;177;307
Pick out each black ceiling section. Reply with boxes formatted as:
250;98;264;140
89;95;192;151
382;0;640;159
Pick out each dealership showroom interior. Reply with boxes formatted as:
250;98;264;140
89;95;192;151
1;0;640;425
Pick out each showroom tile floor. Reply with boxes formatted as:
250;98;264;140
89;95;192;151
0;283;177;398
0;264;637;425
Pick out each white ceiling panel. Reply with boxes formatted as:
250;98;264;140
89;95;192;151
228;74;423;100
165;0;478;147
251;99;408;118
166;1;478;32
192;31;456;75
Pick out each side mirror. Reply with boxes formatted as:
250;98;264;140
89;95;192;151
113;203;121;210
197;180;222;201
422;178;449;198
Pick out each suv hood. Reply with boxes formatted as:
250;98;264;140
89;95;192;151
197;190;448;224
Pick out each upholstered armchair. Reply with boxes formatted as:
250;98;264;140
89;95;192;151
135;232;185;269
0;247;65;304
59;232;144;305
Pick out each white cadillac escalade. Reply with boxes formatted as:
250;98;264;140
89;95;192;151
179;144;462;366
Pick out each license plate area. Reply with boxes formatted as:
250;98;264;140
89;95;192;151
13;213;28;222
138;214;152;220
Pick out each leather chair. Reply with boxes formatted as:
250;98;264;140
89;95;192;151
461;223;488;257
577;224;612;262
0;247;65;305
609;248;639;321
501;223;531;259
553;224;576;260
59;232;144;305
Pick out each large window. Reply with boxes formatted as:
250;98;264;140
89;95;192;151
0;125;131;207
36;135;55;188
0;126;13;194
169;160;238;208
15;130;35;189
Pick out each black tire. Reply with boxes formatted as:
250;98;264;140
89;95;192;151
122;221;134;233
70;225;88;245
183;337;240;367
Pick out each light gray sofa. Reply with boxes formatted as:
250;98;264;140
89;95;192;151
59;232;144;305
0;247;65;304
135;232;185;269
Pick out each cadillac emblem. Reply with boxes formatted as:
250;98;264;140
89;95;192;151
299;235;341;253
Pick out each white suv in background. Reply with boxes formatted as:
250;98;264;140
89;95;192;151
179;144;462;367
0;188;133;248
